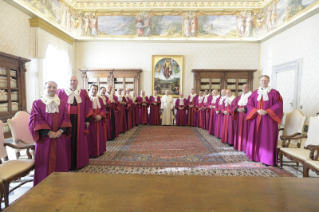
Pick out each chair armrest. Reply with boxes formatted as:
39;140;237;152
280;134;307;148
280;133;301;140
4;143;35;159
278;128;284;131
305;145;319;160
16;139;31;145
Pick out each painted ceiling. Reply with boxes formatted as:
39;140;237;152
9;0;319;41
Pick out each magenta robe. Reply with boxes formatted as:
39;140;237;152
204;95;212;130
187;95;198;126
195;97;206;128
131;97;139;126
88;97;107;157
137;96;149;125
233;96;250;152
208;96;220;135
246;89;283;166
175;98;188;126
125;96;133;130
29;99;72;186
118;95;128;133
221;97;238;145
105;95;119;140
58;89;93;170
149;96;161;125
215;97;226;138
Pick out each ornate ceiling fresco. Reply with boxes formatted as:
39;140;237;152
9;0;319;41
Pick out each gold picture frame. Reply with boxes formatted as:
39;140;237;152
152;55;183;98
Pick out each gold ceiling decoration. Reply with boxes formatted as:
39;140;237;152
63;0;272;10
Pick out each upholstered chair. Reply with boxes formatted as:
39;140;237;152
7;111;35;159
0;120;34;208
279;116;319;177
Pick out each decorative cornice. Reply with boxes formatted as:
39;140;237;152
64;0;271;10
29;18;74;45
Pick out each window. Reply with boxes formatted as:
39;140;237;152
44;44;71;89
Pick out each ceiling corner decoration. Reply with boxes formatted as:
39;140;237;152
10;0;319;42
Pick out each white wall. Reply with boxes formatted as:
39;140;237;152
260;12;319;117
75;42;260;97
0;0;74;112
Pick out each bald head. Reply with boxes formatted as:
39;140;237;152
242;84;250;94
107;84;113;94
226;89;232;97
199;91;203;96
68;75;78;90
212;89;219;96
221;89;226;96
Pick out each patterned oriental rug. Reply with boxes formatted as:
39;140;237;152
76;126;294;177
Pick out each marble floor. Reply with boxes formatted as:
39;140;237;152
1;138;318;209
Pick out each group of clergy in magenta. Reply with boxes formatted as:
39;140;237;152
29;75;283;186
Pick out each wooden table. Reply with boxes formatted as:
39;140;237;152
4;172;318;212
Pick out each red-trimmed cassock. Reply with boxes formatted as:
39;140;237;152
221;96;237;145
58;88;93;170
149;95;161;125
208;95;220;135
187;94;198;126
232;91;252;151
88;95;107;157
137;95;149;125
175;97;188;126
203;94;212;130
215;95;227;138
29;95;72;186
105;93;120;140
245;87;283;166
131;96;139;126
125;94;134;130
117;94;128;133
195;95;206;128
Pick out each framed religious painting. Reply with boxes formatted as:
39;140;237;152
152;55;183;98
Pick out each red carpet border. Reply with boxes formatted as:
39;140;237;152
77;126;295;177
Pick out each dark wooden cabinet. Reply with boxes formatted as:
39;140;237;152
0;51;30;138
80;69;142;94
192;69;256;96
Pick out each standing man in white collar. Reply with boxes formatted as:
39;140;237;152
58;76;93;170
195;91;205;128
29;81;72;186
233;84;252;151
203;90;212;130
117;88;128;133
175;93;188;126
246;75;283;166
221;89;237;145
161;90;174;125
87;84;107;157
187;89;198;126
215;89;227;138
208;90;220;135
149;90;161;125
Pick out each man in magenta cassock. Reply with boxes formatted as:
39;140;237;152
149;90;161;125
195;91;205;128
232;84;252;152
116;88;128;133
187;89;198;126
58;76;93;170
221;89;237;145
246;75;283;166
203;90;212;130
215;89;227;138
105;85;120;140
175;93;188;126
208;90;220;135
131;91;139;126
88;84;107;157
137;90;149;125
29;81;72;186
